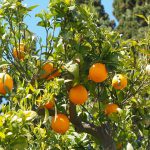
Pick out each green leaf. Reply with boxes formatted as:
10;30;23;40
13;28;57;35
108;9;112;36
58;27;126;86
43;108;49;124
28;5;39;11
11;137;28;150
135;14;148;24
0;132;5;139
0;61;10;68
37;21;46;27
25;94;32;99
65;61;79;81
116;91;124;102
28;84;34;92
35;13;43;19
100;88;108;100
37;21;51;28
0;116;4;127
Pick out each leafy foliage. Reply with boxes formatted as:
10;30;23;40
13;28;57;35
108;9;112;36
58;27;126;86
77;0;115;29
113;0;150;39
0;0;150;149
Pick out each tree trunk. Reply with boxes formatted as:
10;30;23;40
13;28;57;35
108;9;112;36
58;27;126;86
96;125;116;150
69;102;116;150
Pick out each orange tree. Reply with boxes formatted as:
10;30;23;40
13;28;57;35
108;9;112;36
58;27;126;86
0;0;150;149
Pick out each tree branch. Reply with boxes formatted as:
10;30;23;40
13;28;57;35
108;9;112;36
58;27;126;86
69;102;116;150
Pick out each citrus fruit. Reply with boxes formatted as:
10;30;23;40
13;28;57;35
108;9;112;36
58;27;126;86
69;85;88;105
40;63;60;80
112;74;127;90
13;43;25;60
0;73;13;95
89;63;108;83
44;100;55;109
51;114;70;134
105;103;119;115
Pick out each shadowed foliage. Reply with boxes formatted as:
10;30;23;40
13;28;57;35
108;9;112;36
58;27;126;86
113;0;150;39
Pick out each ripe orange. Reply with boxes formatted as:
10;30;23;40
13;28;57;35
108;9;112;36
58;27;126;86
69;85;88;105
13;43;25;60
44;100;55;109
40;63;60;80
112;74;127;90
51;114;70;134
0;73;13;95
105;103;119;115
88;63;108;83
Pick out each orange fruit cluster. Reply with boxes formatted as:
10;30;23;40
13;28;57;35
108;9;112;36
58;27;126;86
40;63;60;80
68;63;128;106
51;114;70;134
2;58;127;134
0;73;13;95
88;63;127;90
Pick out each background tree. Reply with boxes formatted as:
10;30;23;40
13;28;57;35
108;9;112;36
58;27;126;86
77;0;115;28
0;0;150;150
113;0;150;39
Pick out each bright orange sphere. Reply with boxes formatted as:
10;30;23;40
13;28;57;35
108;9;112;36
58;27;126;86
51;114;70;134
112;74;127;90
89;63;108;83
69;85;88;105
105;103;119;115
0;73;13;95
40;63;60;80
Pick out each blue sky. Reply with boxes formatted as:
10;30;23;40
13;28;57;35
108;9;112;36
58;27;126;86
101;0;117;22
25;0;115;44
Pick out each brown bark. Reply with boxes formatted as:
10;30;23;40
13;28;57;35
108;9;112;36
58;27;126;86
69;102;116;150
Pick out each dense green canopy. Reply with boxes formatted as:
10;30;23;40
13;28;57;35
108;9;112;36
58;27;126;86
77;0;115;28
0;1;150;149
113;0;150;39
